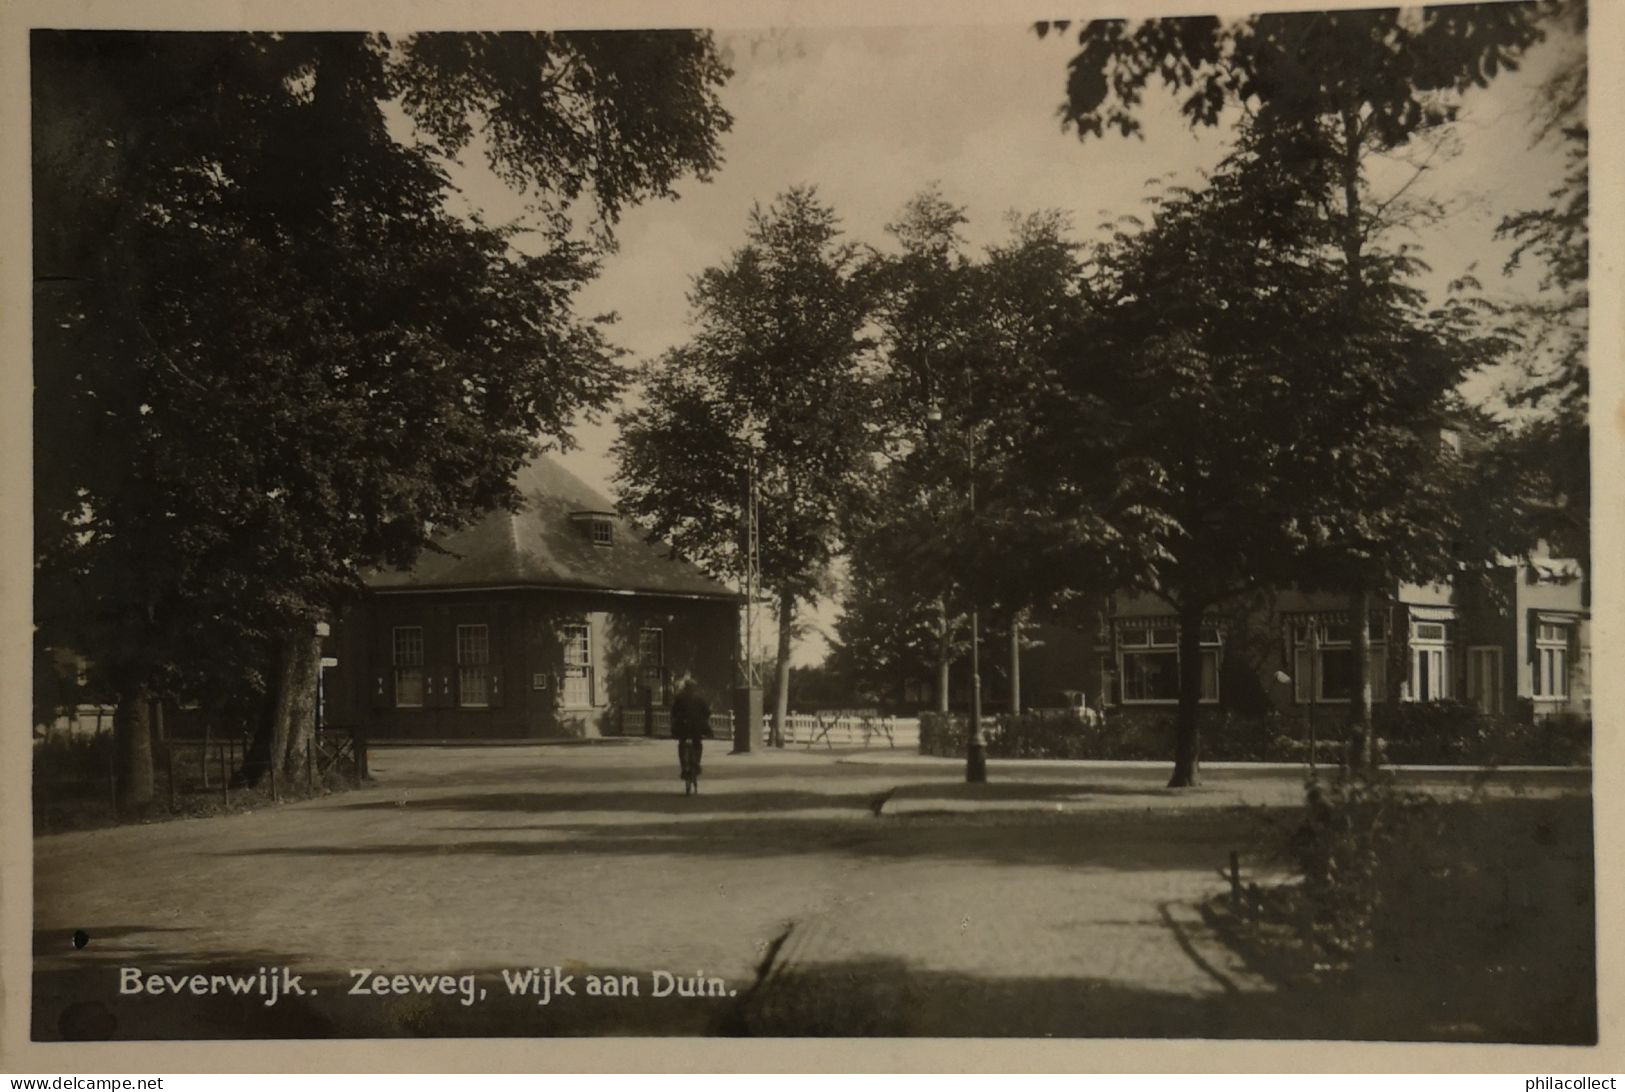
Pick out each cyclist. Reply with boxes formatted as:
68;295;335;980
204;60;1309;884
670;680;710;794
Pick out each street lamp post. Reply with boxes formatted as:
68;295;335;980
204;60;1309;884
965;429;986;784
927;366;986;785
733;425;765;754
1307;622;1319;775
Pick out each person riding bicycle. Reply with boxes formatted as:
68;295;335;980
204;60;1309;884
670;680;711;789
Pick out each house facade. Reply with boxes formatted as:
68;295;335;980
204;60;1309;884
325;455;741;740
1094;552;1590;722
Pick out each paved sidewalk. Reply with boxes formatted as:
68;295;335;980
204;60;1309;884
31;742;1591;1039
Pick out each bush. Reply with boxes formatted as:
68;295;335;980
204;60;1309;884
1375;700;1590;766
1286;770;1447;962
917;712;967;758
919;709;1176;760
918;704;1590;766
33;731;116;783
1232;768;1598;1042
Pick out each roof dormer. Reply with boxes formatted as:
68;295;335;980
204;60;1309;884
570;510;616;547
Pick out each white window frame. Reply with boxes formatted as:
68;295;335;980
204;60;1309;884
1533;621;1571;701
1404;619;1453;702
392;626;425;709
1291;619;1388;705
591;517;613;547
1116;623;1220;705
456;623;491;709
638;626;666;704
561;623;594;708
1467;645;1503;714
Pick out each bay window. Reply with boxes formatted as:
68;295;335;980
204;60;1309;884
1292;617;1387;703
1117;623;1219;704
1533;619;1572;700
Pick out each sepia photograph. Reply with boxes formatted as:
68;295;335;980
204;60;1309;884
7;0;1617;1067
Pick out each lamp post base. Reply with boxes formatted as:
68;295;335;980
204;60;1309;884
965;741;987;784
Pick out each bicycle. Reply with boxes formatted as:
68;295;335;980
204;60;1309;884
678;736;703;795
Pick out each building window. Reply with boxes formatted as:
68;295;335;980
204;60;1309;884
1117;623;1219;704
1292;618;1387;704
1533;620;1571;700
1405;619;1452;702
638;627;666;704
392;626;424;708
456;624;491;708
1467;645;1503;714
561;623;593;707
569;511;615;547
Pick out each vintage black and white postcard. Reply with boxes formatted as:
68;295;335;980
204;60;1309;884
3;0;1620;1073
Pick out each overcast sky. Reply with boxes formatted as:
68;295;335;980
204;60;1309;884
449;16;1581;667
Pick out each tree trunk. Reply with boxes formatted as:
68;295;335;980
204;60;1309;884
1339;104;1366;293
113;688;155;813
1008;610;1022;715
936;598;951;714
1351;586;1375;769
1168;601;1205;788
772;590;793;748
242;630;321;786
280;631;322;783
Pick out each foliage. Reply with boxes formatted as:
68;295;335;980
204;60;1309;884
614;188;878;601
917;706;1587;767
1037;7;1552;777
1026;117;1505;784
612;188;882;725
838;193;1100;707
786;663;862;709
1286;770;1452;963
33;31;731;782
1494;1;1589;566
1040;7;1546;150
1374;700;1591;766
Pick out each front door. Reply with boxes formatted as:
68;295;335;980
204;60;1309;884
1466;646;1502;714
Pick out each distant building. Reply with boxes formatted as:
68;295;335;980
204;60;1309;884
325;454;740;740
1096;550;1590;721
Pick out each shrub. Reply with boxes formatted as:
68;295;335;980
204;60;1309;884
919;704;1590;766
1286;769;1448;962
33;731;116;783
1375;701;1591;766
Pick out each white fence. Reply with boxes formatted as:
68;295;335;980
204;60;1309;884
620;705;920;750
768;711;919;750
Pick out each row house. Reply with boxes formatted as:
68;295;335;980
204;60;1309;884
1095;551;1589;721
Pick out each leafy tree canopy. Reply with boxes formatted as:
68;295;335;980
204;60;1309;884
33;30;733;710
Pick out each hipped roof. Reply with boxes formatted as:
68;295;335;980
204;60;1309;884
367;454;738;601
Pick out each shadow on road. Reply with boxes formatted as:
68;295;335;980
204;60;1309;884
221;807;1283;873
332;788;889;816
728;953;1593;1042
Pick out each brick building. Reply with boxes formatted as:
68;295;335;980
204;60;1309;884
325;455;740;739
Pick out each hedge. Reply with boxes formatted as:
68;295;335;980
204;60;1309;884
918;705;1589;766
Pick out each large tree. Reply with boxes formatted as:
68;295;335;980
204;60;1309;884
33;31;731;806
1041;4;1552;764
1027;112;1514;786
850;192;1099;778
1495;1;1588;569
612;187;880;743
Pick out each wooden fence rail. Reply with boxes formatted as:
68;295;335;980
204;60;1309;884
768;711;916;750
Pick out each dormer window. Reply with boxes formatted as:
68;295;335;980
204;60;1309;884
571;511;615;547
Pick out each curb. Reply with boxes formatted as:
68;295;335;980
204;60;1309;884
834;754;1591;775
